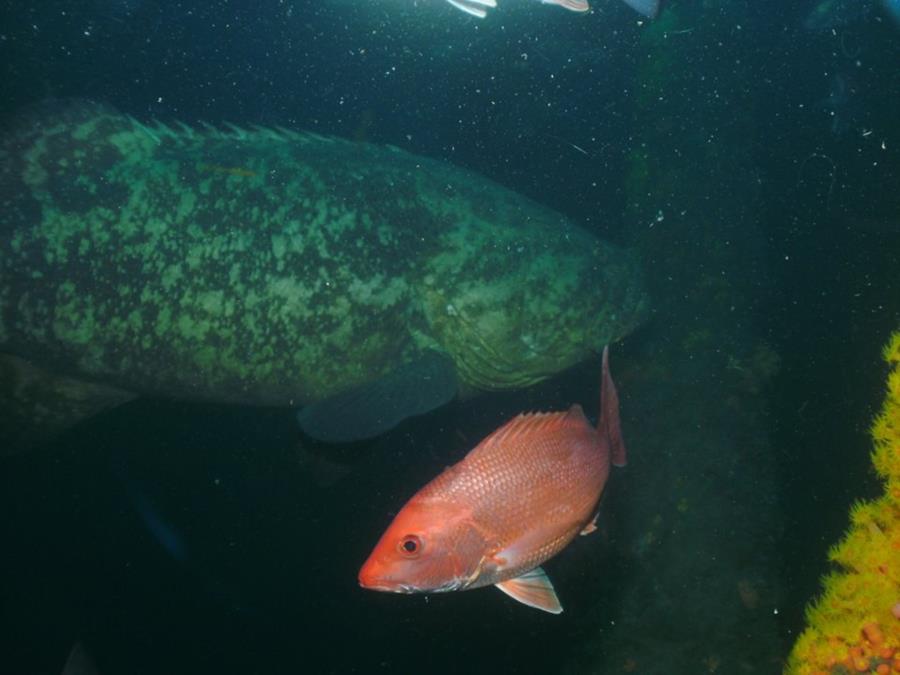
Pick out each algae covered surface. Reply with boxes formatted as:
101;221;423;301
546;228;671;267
0;0;899;674
787;334;900;674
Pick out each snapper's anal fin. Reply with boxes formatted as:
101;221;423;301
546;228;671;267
495;567;563;614
297;349;458;443
0;353;136;455
599;345;627;467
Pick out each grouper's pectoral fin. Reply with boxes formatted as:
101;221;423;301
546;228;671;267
0;353;136;455
297;350;458;443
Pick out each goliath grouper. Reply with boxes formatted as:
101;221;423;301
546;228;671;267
0;101;647;452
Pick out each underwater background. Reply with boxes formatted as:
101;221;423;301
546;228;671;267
0;0;899;673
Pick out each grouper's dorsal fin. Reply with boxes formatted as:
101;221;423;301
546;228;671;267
140;116;350;149
297;350;458;443
0;353;135;455
7;99;363;156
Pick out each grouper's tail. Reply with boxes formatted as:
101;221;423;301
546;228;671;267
0;100;140;455
599;345;627;467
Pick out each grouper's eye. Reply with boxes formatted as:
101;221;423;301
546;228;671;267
398;534;423;558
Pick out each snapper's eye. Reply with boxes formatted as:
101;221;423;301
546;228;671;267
398;534;423;557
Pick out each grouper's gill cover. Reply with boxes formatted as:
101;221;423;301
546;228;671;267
0;100;648;451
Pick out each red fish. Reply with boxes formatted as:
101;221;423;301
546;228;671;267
358;346;626;614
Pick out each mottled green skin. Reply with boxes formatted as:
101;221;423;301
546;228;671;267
0;101;647;411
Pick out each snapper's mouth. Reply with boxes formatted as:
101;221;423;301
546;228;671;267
358;564;418;594
359;572;467;594
358;578;417;594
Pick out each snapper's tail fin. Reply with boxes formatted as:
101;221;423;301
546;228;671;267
599;346;627;467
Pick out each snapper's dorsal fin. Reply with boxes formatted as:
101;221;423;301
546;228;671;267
473;406;589;456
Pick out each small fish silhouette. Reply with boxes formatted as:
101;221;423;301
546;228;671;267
442;0;662;20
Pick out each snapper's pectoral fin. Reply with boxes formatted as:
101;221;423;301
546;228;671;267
0;353;136;455
495;567;563;614
621;0;662;18
580;512;599;535
297;350;458;443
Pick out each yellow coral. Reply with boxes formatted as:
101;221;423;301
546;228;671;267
883;331;900;364
786;330;900;675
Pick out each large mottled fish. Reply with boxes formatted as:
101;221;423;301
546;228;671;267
359;346;626;614
0;101;647;452
444;0;662;19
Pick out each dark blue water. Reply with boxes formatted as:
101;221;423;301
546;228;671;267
1;1;899;673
